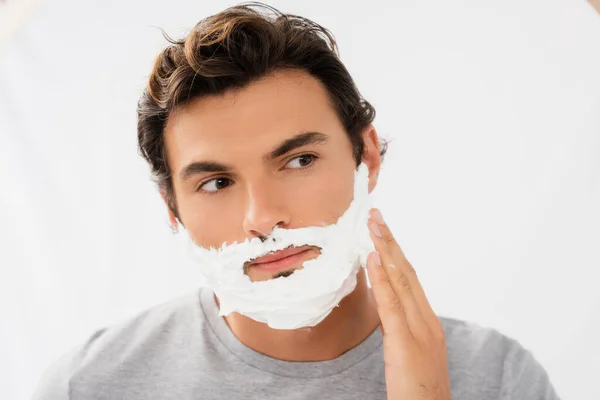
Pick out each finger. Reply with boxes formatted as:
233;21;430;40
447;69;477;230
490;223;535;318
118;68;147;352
366;251;412;340
369;208;439;330
369;219;428;337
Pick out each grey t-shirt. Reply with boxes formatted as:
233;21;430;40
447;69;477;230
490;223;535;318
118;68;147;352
32;288;559;400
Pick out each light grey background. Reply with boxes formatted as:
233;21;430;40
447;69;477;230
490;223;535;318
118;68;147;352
1;0;598;399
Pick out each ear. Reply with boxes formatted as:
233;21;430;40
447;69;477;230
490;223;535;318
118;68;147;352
160;192;180;231
360;125;382;193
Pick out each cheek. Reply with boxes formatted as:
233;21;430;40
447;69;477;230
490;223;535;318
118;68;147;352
288;169;355;226
179;197;242;248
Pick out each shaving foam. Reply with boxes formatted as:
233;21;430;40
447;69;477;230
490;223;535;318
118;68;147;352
179;163;375;330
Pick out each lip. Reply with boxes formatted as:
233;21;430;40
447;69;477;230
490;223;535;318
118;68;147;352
249;246;314;272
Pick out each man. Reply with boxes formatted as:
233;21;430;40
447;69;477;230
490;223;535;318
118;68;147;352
33;3;559;399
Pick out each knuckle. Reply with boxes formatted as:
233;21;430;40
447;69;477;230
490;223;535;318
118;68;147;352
393;270;411;290
419;383;443;398
407;262;417;276
373;271;391;286
383;231;395;244
388;295;403;312
370;280;389;292
418;384;430;397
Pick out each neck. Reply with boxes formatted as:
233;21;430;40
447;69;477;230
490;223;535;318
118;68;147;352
217;268;381;362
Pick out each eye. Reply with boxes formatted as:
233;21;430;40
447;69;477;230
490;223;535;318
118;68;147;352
285;154;317;169
198;177;232;193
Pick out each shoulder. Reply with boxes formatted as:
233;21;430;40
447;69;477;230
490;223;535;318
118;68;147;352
31;290;203;400
439;316;560;399
77;289;202;369
440;316;520;356
439;315;536;367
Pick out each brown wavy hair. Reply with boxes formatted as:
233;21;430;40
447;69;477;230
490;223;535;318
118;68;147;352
137;2;386;220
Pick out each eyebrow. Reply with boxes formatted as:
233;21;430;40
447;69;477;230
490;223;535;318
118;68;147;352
180;161;232;182
264;131;329;161
179;131;329;182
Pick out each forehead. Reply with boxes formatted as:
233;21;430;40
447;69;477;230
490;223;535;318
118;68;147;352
163;69;346;168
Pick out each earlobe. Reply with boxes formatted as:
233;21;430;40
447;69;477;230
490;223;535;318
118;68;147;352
367;171;379;194
360;125;382;193
160;192;180;231
167;209;179;232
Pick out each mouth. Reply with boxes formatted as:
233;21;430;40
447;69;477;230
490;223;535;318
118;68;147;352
245;245;317;274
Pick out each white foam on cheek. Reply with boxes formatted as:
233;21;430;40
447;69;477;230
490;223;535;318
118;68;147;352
179;163;375;330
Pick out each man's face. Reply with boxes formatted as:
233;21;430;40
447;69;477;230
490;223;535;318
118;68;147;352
164;69;379;282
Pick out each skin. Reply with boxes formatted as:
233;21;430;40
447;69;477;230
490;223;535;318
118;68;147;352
367;210;452;399
162;68;451;398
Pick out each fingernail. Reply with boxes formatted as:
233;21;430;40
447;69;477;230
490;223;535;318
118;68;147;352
372;209;385;225
373;252;382;266
370;222;382;237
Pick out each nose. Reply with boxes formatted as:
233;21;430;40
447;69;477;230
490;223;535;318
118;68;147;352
242;181;290;240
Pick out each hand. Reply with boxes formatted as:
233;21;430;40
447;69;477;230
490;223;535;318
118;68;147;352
367;208;452;400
